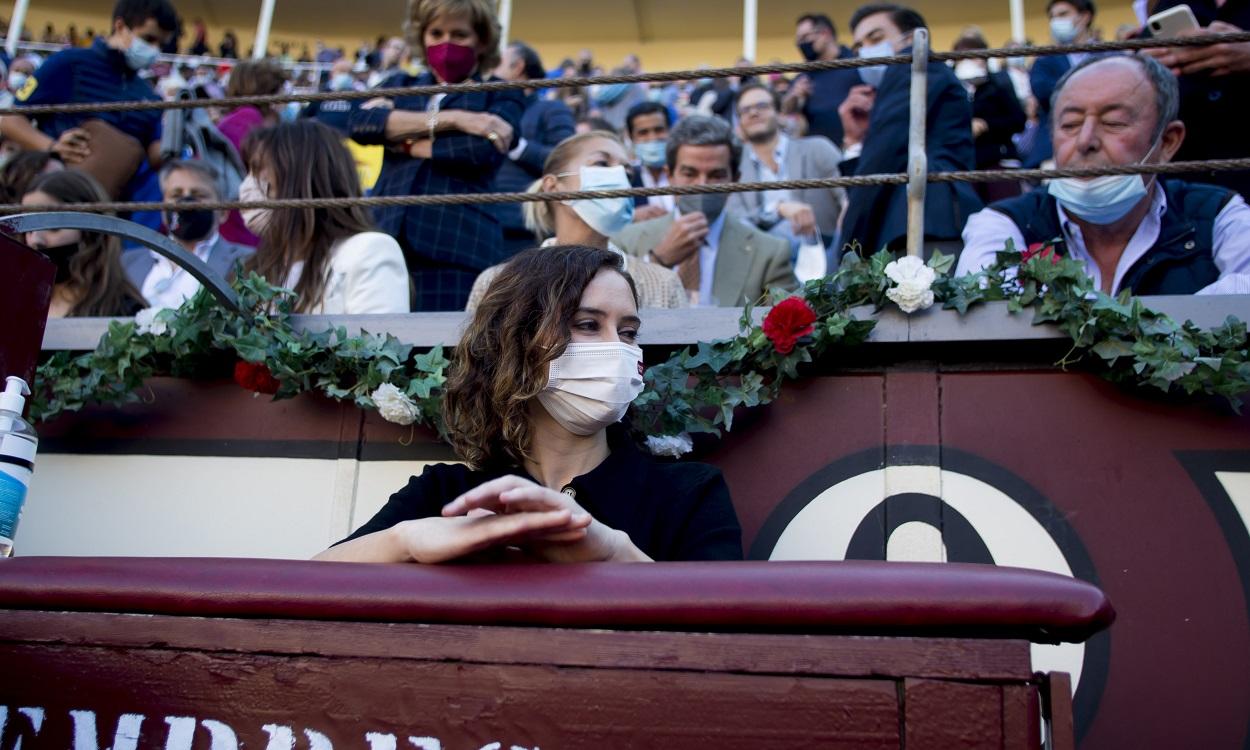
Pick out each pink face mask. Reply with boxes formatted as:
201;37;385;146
425;42;477;84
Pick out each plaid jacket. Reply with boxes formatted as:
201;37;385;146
350;72;526;311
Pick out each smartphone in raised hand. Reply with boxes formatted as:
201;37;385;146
1147;5;1200;38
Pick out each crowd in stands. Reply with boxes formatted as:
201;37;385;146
3;0;1250;321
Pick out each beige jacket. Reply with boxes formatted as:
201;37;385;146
465;240;688;311
613;213;798;306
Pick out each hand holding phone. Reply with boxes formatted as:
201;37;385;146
1147;5;1199;38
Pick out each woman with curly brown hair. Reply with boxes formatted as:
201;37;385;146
22;169;145;318
316;245;742;564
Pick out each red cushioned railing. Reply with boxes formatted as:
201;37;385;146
0;557;1114;643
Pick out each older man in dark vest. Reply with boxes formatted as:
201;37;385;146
956;54;1250;295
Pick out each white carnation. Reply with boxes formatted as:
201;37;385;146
371;383;420;426
645;433;694;458
134;307;170;336
884;256;936;314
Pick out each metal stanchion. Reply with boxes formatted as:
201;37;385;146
905;28;930;258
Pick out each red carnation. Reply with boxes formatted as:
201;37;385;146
1022;242;1060;265
763;297;818;355
233;361;281;394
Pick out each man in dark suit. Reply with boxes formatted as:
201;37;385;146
612;115;797;307
122;159;253;308
783;13;861;147
1024;0;1109;168
838;3;982;256
492;40;576;255
1143;0;1250;200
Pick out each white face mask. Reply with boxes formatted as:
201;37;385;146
857;40;894;88
238;174;273;235
537;342;645;436
1047;138;1162;225
561;165;635;238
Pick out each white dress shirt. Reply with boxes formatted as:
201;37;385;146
284;232;409;314
748;135;792;219
957;186;1250;295
141;233;218;310
640;166;675;213
695;209;728;307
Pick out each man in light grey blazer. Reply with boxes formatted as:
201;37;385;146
613;115;797;307
728;82;846;253
123;159;254;308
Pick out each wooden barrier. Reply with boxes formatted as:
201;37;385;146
17;296;1250;747
0;557;1112;750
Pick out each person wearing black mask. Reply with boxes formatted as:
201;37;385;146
21;169;145;319
781;13;860;146
121;159;254;309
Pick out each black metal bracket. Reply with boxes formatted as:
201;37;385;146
0;211;241;313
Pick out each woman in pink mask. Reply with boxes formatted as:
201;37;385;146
348;0;525;312
315;244;743;564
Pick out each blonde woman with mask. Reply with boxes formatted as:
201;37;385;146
316;244;741;564
466;131;687;311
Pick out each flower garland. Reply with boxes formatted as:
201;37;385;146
29;243;1250;457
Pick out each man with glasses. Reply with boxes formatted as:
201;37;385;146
730;82;845;259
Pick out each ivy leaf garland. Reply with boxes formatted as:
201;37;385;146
28;243;1250;447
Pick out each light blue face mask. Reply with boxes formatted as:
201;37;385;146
562;165;635;237
1047;141;1161;225
280;101;303;122
1050;17;1080;43
635;140;667;169
125;35;160;71
857;40;894;88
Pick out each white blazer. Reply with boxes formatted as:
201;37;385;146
287;232;409;314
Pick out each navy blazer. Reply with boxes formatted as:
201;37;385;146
841;55;982;254
493;95;576;237
350;72;525;311
1022;54;1071;168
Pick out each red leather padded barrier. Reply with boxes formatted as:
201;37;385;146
0;557;1114;643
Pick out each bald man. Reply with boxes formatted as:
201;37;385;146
957;54;1250;295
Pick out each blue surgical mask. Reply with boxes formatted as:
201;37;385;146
1047;141;1160;225
635;140;667;169
280;101;303;122
125;35;160;71
1050;17;1080;43
7;72;27;91
330;73;355;91
857;40;894;88
563;165;635;237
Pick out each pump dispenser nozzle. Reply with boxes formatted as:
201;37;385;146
1;377;30;417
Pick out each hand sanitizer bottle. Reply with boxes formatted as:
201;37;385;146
0;377;37;557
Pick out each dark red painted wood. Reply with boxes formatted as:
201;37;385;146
904;679;1005;749
0;234;54;385
1046;672;1076;750
0;610;1035;682
0;639;908;749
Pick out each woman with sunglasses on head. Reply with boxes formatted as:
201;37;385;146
315;244;741;564
466;131;687;311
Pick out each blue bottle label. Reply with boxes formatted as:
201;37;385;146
0;469;27;539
